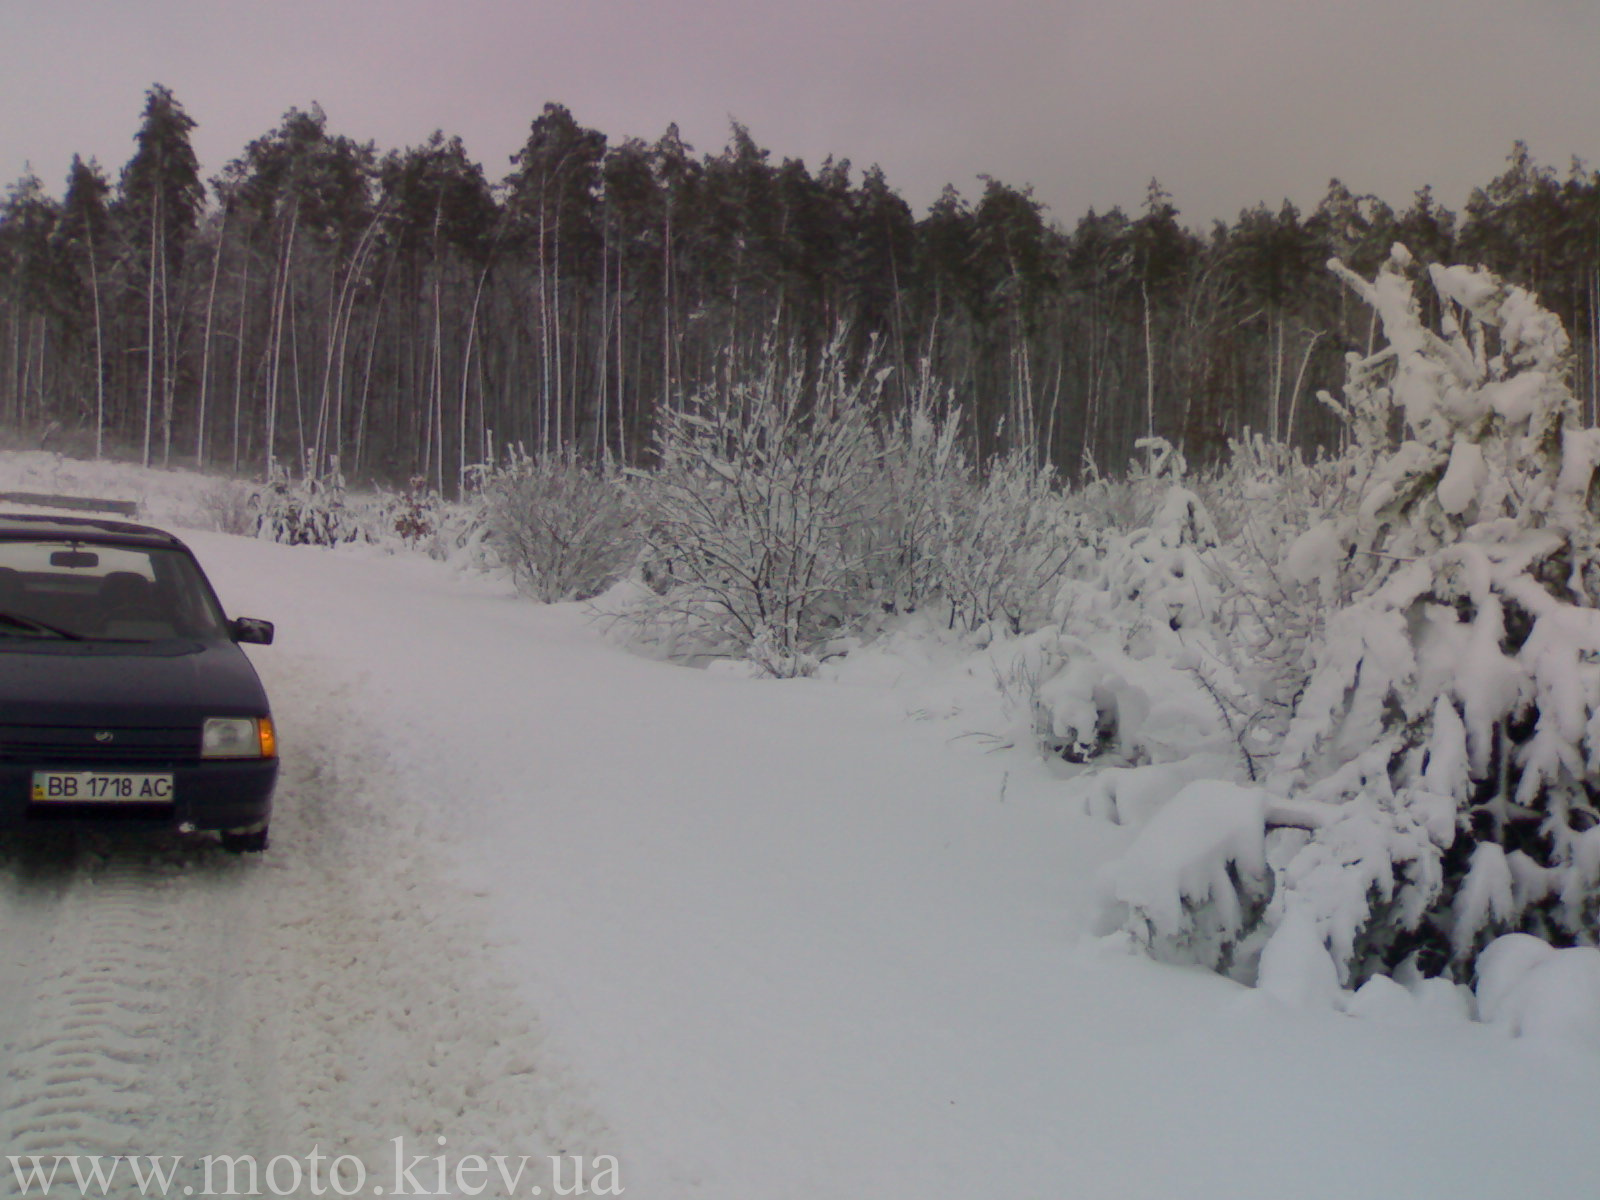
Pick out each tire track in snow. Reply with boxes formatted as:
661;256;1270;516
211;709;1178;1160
240;655;617;1190
0;857;184;1161
0;652;614;1198
0;840;257;1199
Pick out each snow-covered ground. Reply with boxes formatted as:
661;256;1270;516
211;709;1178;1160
2;450;1599;1198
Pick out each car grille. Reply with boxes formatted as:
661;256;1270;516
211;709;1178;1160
0;725;200;767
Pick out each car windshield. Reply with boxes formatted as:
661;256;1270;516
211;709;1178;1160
0;539;230;643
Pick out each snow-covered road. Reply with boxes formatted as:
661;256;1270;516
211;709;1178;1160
0;617;609;1198
3;491;1600;1197
191;532;1600;1198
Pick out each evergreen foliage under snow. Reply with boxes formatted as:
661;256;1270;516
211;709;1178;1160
1096;245;1600;994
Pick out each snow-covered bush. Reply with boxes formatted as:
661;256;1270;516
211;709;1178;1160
193;478;258;536
1057;463;1220;655
254;455;363;547
621;347;1093;671
481;450;637;602
384;476;443;546
1101;781;1274;972
1190;437;1357;774
630;340;887;675
871;372;1086;639
936;448;1075;635
1259;246;1600;984
359;473;496;565
1095;247;1600;995
1023;441;1236;771
251;457;490;559
996;626;1228;770
873;370;967;616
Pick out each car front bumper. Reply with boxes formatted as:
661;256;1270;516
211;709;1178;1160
0;758;277;833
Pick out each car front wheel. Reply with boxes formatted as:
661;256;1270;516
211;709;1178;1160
220;825;269;853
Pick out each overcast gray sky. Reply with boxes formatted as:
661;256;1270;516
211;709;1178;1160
3;0;1597;228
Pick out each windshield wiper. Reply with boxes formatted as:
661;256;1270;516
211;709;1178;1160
0;611;83;640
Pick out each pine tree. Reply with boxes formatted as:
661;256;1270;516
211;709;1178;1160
58;156;112;454
119;84;203;465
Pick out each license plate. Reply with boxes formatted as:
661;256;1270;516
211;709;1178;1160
31;771;175;803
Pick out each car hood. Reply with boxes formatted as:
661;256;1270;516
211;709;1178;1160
0;639;270;727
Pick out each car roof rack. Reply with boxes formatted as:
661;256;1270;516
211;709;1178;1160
0;492;140;518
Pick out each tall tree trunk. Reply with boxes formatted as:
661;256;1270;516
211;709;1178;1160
616;239;627;462
1141;281;1155;440
231;253;249;473
597;215;608;460
353;255;393;478
538;196;552;456
661;202;673;413
553;200;566;452
142;192;160;467
1283;330;1323;447
459;260;490;495
196;207;227;466
265;206;299;476
433;262;445;493
288;270;307;470
159;217;175;466
87;236;105;459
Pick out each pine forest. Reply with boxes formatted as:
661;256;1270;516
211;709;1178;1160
4;87;1599;491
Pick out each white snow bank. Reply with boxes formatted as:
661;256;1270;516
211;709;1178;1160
1476;934;1600;1046
1103;781;1269;968
1079;754;1237;826
1345;974;1473;1026
1256;907;1342;1009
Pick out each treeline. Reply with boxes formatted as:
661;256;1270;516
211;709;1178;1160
3;85;1599;490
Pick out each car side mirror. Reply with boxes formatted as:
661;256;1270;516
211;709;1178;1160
231;616;275;645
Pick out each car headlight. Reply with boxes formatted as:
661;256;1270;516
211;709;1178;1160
202;716;276;759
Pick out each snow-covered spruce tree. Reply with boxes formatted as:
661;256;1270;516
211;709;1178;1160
632;340;887;676
1016;440;1238;773
1262;246;1600;984
1052;440;1222;660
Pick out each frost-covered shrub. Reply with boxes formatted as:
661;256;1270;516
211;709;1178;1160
1194;435;1351;750
1023;441;1237;771
871;377;1083;639
998;628;1226;770
1052;443;1218;642
192;478;257;536
254;456;363;547
367;474;492;564
481;450;637;603
873;373;968;616
630;341;886;675
386;476;441;545
936;449;1075;635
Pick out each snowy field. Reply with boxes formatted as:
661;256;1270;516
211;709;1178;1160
0;448;1598;1199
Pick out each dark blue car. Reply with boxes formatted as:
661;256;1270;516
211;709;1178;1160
0;512;278;851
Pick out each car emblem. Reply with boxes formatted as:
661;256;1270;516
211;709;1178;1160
94;731;114;743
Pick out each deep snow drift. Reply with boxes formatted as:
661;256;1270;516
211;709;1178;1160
0;449;1595;1198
